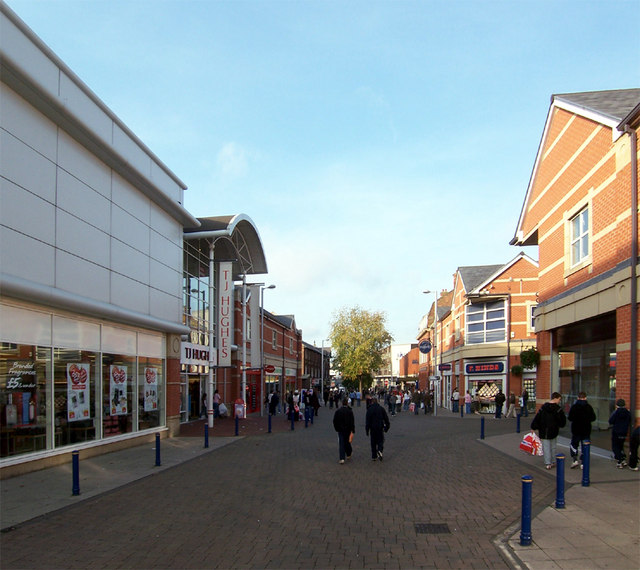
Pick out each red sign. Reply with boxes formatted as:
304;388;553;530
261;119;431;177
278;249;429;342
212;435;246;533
264;365;275;373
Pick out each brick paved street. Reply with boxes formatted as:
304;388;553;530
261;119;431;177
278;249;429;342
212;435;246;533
1;406;555;569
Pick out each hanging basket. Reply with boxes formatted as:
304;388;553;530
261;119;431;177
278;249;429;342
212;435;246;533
511;364;524;377
520;348;540;369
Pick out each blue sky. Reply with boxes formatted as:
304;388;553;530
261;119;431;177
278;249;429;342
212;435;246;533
7;0;640;345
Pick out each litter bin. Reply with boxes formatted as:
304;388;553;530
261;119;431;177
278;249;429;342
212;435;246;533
234;398;246;419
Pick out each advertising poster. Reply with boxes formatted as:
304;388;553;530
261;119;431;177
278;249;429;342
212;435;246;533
6;361;37;426
109;365;128;416
66;363;90;421
143;367;158;412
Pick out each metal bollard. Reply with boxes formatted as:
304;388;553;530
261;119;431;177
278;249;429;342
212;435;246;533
582;440;591;487
291;413;295;431
520;475;533;546
305;408;309;428
555;454;565;508
235;415;239;436
517;413;521;434
72;450;80;496
481;416;485;439
268;414;272;433
155;433;161;466
204;423;209;448
460;404;464;418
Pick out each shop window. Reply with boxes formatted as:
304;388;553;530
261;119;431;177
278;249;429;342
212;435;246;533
0;344;49;458
138;357;163;430
102;353;135;438
54;348;98;448
466;300;505;344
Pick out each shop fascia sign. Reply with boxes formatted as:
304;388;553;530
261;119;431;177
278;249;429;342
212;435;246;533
181;342;216;366
465;362;504;374
217;261;233;367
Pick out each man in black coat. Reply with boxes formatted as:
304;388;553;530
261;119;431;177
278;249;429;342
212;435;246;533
332;398;355;464
365;398;390;461
568;391;596;468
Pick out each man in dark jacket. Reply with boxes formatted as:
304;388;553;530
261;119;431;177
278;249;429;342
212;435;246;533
568;392;596;468
365;398;390;461
494;389;506;419
609;399;632;468
332;398;355;464
531;392;566;469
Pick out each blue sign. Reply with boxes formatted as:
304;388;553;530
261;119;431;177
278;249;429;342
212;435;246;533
419;340;432;354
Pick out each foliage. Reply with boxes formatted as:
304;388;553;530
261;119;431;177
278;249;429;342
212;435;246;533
511;364;524;377
329;306;393;390
520;347;540;369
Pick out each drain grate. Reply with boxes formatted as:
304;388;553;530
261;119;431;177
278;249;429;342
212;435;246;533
415;523;450;534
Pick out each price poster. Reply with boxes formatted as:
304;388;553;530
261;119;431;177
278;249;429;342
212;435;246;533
109;365;128;416
143;367;158;412
67;363;90;421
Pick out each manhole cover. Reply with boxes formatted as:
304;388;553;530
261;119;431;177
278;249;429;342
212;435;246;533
415;523;450;534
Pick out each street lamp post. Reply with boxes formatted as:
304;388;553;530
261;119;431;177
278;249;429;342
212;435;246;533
260;284;276;416
320;339;329;403
423;290;438;416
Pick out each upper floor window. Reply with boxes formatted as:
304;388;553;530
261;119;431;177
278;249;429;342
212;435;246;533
466;300;505;344
272;330;277;350
529;304;537;332
570;207;589;267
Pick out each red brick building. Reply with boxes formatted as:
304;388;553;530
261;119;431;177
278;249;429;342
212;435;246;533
418;254;539;413
511;89;639;429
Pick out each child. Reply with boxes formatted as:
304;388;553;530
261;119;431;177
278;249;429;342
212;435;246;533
608;399;631;468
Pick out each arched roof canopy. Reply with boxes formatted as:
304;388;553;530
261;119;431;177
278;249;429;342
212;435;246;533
184;214;268;280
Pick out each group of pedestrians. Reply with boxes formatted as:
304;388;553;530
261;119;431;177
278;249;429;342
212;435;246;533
529;391;638;471
333;395;390;464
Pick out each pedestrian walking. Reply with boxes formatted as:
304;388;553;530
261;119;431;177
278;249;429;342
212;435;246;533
531;392;566;469
365;397;390;461
268;390;279;416
505;392;517;418
451;387;460;413
333;398;355;464
567;391;596;468
494;389;506;419
521;389;529;417
464;390;472;415
212;389;221;418
310;388;320;416
609;399;632;468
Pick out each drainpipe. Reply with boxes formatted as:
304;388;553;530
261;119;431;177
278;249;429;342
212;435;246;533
624;125;638;427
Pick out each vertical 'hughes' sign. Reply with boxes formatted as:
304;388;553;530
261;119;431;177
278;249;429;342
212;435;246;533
218;262;233;367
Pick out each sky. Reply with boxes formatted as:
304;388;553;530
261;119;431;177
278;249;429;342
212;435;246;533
6;0;640;346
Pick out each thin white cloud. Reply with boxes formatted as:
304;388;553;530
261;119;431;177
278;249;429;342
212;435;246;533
216;142;249;179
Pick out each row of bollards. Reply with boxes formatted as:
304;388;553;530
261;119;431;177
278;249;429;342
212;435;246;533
71;432;164;497
520;442;592;546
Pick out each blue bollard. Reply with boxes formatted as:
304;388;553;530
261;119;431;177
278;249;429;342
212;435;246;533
555;454;565;508
460;404;464;418
582;440;591;487
481;416;485;439
72;450;80;496
235;415;239;436
268;414;272;433
155;432;161;466
310;409;314;425
291;413;295;431
517;414;521;434
520;475;533;546
204;423;209;448
305;408;309;428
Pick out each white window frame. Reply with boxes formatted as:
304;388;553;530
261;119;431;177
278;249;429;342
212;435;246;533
564;199;592;277
465;300;506;345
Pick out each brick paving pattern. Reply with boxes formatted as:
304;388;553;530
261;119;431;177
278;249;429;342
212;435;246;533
1;406;555;569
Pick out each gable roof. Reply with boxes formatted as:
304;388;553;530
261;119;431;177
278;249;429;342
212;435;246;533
553;89;640;127
457;265;503;292
511;88;640;247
